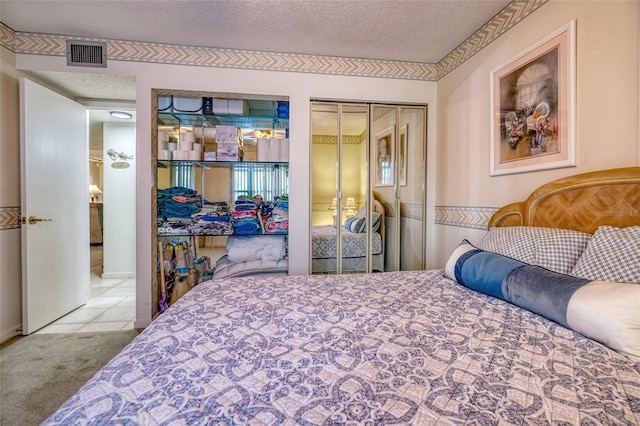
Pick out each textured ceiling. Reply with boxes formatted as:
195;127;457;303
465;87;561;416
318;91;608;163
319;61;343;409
1;0;512;147
0;0;511;64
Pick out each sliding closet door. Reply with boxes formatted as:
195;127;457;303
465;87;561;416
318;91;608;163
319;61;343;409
311;103;339;274
310;102;370;274
370;104;426;272
370;105;399;271
398;106;426;270
339;105;369;273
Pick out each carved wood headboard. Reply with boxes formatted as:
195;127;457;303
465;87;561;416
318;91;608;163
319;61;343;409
488;167;640;233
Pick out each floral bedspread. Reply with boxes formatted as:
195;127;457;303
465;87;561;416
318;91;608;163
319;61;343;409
44;270;640;425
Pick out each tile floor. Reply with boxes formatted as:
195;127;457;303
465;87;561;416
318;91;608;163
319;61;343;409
36;246;136;334
34;244;225;334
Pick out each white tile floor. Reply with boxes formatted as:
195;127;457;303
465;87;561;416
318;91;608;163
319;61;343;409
33;244;226;334
36;246;136;334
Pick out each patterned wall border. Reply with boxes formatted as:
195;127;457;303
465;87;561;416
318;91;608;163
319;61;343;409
400;203;423;220
381;202;424;220
312;201;423;221
312;202;334;212
0;207;21;230
434;206;499;230
0;22;15;49
0;0;546;81
437;0;547;78
312;134;364;145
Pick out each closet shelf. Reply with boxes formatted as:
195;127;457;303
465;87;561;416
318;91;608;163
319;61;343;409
157;160;288;169
158;111;288;130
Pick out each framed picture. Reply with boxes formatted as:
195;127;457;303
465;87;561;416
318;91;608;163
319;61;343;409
374;126;395;187
490;20;576;176
399;124;408;186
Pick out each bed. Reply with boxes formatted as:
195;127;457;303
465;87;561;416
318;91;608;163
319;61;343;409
44;167;640;425
312;192;386;273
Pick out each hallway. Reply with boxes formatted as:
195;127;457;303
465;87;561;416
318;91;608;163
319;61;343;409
35;246;135;334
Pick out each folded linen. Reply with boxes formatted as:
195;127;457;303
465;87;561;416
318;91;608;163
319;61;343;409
226;235;286;263
233;221;261;235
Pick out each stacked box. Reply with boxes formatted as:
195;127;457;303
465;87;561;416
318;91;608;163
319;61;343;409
215;125;243;161
257;138;289;162
211;99;248;115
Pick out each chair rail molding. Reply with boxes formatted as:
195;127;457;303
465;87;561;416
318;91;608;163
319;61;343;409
435;206;499;230
0;207;21;230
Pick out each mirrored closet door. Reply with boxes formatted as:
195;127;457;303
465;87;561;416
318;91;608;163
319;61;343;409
310;101;426;274
370;105;427;272
310;102;373;274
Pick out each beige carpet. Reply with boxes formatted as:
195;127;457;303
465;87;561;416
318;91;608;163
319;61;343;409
0;330;140;425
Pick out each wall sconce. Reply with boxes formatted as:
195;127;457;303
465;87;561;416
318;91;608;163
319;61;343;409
106;148;133;169
89;184;102;203
344;197;357;218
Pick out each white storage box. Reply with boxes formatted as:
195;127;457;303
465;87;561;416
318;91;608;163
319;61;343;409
215;125;240;144
173;97;203;112
216;152;241;161
211;99;247;115
157;96;172;111
212;99;228;114
227;100;247;115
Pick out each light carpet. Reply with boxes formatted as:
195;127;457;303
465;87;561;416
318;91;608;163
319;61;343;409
0;330;140;425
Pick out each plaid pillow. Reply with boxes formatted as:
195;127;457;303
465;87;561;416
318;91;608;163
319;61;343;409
477;226;591;274
571;226;640;284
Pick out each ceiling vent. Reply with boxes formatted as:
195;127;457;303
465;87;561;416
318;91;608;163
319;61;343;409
66;40;107;67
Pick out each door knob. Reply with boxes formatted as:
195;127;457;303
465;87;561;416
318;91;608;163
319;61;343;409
22;216;52;225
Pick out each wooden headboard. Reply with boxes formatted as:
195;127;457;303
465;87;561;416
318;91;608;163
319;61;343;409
488;167;640;234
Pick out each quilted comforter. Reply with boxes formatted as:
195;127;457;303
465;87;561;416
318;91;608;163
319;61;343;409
44;270;640;425
311;225;383;259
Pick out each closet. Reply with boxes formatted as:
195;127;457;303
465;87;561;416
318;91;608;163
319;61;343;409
152;89;290;318
310;101;426;274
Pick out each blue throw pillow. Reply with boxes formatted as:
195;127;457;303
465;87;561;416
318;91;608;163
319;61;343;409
445;239;640;359
444;240;525;300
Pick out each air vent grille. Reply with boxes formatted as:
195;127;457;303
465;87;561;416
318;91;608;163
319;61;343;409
66;40;107;67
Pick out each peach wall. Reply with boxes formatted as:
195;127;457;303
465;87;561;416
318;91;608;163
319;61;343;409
433;0;640;266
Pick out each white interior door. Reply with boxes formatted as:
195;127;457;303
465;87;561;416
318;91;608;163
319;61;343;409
20;78;90;334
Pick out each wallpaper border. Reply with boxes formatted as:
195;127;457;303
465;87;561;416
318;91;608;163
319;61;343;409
0;0;547;81
434;206;499;230
0;207;21;230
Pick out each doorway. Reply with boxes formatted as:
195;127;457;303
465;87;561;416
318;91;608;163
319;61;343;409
35;245;136;333
36;106;137;333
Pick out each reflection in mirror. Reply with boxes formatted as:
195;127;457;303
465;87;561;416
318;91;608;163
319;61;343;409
398;106;426;271
370;104;426;272
311;101;426;274
311;103;339;274
370;105;397;271
339;105;368;273
311;103;372;274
